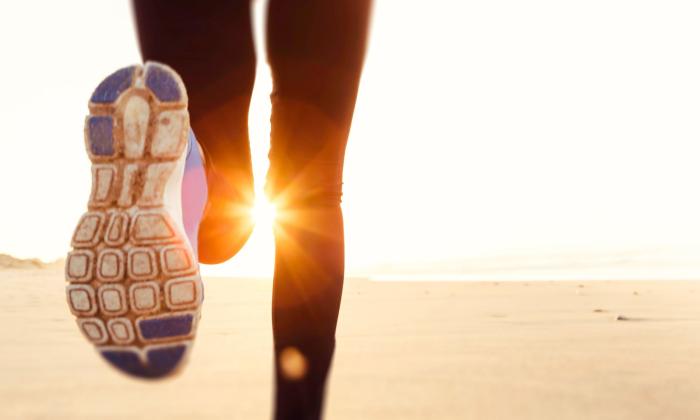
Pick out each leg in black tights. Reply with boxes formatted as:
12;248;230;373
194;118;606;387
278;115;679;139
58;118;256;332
133;0;256;265
266;1;372;418
132;1;372;418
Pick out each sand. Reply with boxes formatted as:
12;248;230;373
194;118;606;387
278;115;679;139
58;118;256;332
1;268;700;419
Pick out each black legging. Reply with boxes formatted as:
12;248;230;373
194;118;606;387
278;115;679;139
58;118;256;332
132;1;371;418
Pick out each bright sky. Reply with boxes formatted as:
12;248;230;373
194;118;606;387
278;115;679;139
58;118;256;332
2;1;700;279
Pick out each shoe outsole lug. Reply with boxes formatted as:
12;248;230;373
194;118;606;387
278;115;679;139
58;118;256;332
144;62;185;103
95;248;126;282
71;212;106;248
129;281;161;314
103;211;130;247
138;162;177;207
90;66;137;104
160;244;196;277
66;61;202;378
135;311;197;342
129;210;178;245
77;317;109;344
66;284;98;316
89;164;117;206
99;341;191;378
127;247;159;281
106;318;136;344
117;164;139;208
122;95;150;158
164;276;203;310
65;250;95;283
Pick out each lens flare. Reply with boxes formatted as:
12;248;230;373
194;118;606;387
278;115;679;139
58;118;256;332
251;197;277;230
279;346;308;381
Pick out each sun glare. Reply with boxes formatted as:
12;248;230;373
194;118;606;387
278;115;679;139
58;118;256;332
251;197;278;230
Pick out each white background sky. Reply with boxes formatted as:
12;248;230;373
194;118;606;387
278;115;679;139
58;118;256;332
2;1;700;279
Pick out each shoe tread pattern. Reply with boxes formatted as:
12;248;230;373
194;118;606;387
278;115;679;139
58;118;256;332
65;62;202;378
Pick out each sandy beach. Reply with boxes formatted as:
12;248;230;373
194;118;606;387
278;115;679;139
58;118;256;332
2;268;700;419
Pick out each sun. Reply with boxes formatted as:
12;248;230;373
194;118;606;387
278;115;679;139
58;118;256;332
251;197;278;230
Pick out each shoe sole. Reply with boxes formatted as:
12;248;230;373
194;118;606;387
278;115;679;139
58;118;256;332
65;62;203;378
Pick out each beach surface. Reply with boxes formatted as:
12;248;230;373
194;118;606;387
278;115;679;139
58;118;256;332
2;268;700;419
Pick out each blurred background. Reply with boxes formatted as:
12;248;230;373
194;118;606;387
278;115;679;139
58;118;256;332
2;0;700;280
